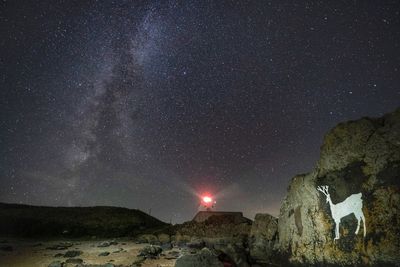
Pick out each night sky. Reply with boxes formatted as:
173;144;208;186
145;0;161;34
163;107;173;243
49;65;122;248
1;1;399;223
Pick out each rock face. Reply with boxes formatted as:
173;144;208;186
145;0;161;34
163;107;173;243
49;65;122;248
278;108;400;266
175;247;223;267
249;213;278;264
171;216;252;266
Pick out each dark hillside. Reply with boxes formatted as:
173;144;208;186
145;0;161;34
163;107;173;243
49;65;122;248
0;202;167;238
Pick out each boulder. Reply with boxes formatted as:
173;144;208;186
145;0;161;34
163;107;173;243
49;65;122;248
277;108;400;266
214;242;249;267
138;245;162;258
174;247;223;267
249;213;278;264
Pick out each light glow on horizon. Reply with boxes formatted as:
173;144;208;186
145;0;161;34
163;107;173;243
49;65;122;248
202;196;212;203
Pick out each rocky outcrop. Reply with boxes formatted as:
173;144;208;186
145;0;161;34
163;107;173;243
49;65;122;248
249;213;278;265
278;108;400;266
171;216;252;267
175;247;223;267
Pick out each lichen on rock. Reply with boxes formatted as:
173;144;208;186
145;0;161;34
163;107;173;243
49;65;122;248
277;108;400;266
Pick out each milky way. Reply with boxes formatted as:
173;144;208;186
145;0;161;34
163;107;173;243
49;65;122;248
1;1;399;222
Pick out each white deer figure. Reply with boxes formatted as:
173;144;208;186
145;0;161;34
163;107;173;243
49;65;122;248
317;185;366;240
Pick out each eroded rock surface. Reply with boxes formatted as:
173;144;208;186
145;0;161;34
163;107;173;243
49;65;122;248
174;247;223;267
278;108;400;266
171;215;252;266
249;213;278;265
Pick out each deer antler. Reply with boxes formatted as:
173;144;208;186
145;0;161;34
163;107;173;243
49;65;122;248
317;185;329;196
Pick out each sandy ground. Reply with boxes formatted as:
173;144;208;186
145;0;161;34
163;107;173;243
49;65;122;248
0;238;177;267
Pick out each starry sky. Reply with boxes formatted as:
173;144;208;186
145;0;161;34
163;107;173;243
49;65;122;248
1;1;399;223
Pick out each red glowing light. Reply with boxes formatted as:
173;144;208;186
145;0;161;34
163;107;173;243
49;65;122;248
203;196;212;203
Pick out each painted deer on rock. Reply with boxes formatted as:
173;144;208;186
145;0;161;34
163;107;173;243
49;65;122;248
317;185;366;240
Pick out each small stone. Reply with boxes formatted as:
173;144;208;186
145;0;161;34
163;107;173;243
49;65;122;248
64;250;82;258
65;258;83;264
46;242;73;250
48;261;63;267
98;241;111;247
99;251;110;256
112;248;123;253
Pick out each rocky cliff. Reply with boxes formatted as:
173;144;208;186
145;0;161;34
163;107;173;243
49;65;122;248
278;108;400;266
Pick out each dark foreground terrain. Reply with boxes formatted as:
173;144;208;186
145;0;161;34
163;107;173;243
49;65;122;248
1;108;399;267
0;203;168;238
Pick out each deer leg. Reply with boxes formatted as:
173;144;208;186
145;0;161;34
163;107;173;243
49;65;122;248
334;221;340;240
360;213;366;237
355;215;360;235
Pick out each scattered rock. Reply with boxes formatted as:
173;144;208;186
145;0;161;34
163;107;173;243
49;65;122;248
97;240;118;247
97;241;111;247
65;258;83;264
46;242;73;250
48;261;63;267
174;247;223;267
112;248;123;253
78;264;114;267
138;245;162;258
166;250;180;259
64;250;82;258
213;241;249;267
99;251;110;256
54;253;64;257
